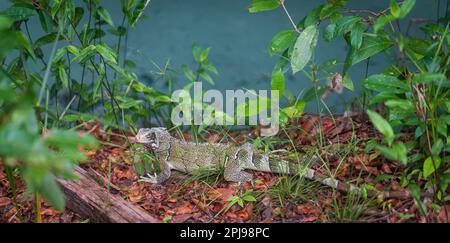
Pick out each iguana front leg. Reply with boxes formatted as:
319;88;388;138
139;158;172;183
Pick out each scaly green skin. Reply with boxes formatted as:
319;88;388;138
135;128;337;187
135;128;413;200
136;127;273;183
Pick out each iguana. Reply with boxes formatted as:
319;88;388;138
135;127;356;191
134;127;423;199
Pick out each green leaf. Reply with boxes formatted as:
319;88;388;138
66;45;79;56
73;45;96;63
367;110;394;145
375;142;407;164
373;174;393;184
199;70;214;85
350;23;366;49
182;65;196;82
408;183;421;199
369;92;399;105
302;86;329;102
130;0;151;27
319;2;344;20
96;43;118;64
399;0;416;19
346;34;392;68
301;5;322;28
291;25;319;74
374;15;395;32
202;60;218;75
423;156;441;178
342;74;354;91
192;43;202;62
335;16;361;36
408;184;427;216
0;16;12;31
200;48;210;63
248;0;280;13
237;198;244;207
268;29;296;56
270;69;285;96
323;23;337;41
58;66;68;88
319;1;348;20
15;31;37;60
97;7;114;27
390;0;401;18
385;99;415;112
72;7;84;27
44;130;98;151
413;72;446;84
242;194;257;202
1;5;35;22
375;145;398;161
392;142;408;164
37;173;66;211
282;101;305;118
431;139;444;156
362;74;409;93
34;33;61;47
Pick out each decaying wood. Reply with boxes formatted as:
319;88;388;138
57;166;159;223
86;167;122;192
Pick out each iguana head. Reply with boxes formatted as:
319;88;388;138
136;127;169;150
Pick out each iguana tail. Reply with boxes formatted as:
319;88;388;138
255;151;417;200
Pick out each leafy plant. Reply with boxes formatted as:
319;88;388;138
249;0;449;213
226;189;257;209
365;18;450;208
0;0;155;213
0;12;98;211
331;189;371;222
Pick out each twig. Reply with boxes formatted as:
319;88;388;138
342;1;402;18
279;0;300;33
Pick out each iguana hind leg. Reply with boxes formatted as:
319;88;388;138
224;144;253;183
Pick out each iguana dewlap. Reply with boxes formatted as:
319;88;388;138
135;127;309;184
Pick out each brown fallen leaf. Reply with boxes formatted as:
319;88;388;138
297;115;319;143
207;134;220;143
208;187;235;201
175;203;193;215
167;198;177;203
172;213;192;223
85;151;97;157
302;216;318;222
41;208;57;216
0;197;12;207
382;163;392;174
129;184;144;202
237;210;249;219
438;205;450;223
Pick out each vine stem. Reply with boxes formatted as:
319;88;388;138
35;193;42;223
279;0;300;33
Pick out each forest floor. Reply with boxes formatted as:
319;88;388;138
1;113;449;223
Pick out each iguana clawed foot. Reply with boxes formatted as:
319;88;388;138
139;173;159;183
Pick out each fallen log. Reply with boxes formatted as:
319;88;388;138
57;166;159;223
